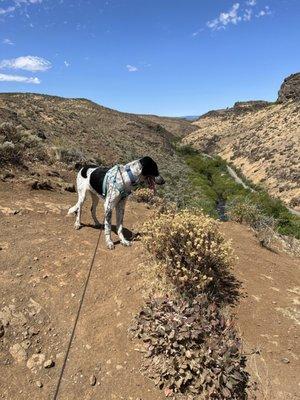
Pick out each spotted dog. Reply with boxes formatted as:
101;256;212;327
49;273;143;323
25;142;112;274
68;156;165;249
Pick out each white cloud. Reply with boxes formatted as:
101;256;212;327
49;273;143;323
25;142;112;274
206;1;270;31
243;8;252;21
2;38;14;45
256;6;271;18
64;60;70;67
0;73;40;84
126;64;138;72
207;3;241;30
0;56;51;72
0;6;16;16
0;1;43;19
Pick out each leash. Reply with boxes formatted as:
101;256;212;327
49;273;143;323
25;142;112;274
53;169;118;400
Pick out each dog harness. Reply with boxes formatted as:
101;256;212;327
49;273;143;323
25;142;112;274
102;165;137;199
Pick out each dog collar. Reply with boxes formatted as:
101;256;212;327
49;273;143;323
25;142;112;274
125;166;138;186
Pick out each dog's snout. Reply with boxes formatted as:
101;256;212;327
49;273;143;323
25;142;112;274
155;175;165;185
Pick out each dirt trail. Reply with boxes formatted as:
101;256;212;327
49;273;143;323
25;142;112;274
0;182;299;400
221;223;300;400
0;182;164;400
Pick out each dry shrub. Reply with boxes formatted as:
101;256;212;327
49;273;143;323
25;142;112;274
133;188;155;203
130;295;248;399
228;200;261;227
141;209;233;297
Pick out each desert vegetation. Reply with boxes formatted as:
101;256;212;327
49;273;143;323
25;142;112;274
130;209;248;399
183;97;300;209
173;145;300;241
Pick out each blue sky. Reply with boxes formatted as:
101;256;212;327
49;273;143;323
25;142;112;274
0;0;299;116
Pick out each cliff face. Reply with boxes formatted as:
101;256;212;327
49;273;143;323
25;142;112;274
183;75;300;210
278;73;300;102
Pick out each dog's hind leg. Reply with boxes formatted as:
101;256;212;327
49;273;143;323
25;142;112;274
116;199;131;246
90;192;101;227
74;185;87;230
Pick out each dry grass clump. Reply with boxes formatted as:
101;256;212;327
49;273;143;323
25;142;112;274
0;122;47;166
133;188;155;203
141;209;233;297
130;295;248;399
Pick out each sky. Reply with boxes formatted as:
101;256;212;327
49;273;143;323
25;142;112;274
0;0;299;116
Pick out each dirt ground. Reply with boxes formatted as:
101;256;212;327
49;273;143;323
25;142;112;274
221;223;300;400
0;182;299;400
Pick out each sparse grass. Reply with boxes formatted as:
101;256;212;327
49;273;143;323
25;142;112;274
0;122;47;166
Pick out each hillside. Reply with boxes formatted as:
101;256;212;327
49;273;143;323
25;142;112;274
0;93;193;195
183;74;300;211
138;114;197;137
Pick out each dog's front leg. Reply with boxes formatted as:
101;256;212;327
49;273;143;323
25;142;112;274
104;194;117;250
116;199;131;247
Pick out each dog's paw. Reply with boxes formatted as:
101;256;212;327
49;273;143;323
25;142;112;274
121;239;132;247
106;241;115;250
74;222;82;230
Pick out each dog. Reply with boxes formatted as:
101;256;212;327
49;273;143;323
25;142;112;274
68;156;165;249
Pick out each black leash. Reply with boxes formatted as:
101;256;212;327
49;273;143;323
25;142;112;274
53;227;102;400
53;167;119;399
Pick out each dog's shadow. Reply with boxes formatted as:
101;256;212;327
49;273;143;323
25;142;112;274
81;223;141;243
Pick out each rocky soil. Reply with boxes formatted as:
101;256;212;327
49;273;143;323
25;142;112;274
0;181;299;399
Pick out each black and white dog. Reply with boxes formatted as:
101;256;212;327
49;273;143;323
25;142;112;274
68;156;165;249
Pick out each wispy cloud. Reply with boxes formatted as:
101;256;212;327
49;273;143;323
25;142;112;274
64;60;70;67
0;55;51;72
256;6;271;18
0;6;16;16
0;72;40;84
0;0;43;19
207;3;241;31
126;64;138;72
2;38;14;45
205;1;271;32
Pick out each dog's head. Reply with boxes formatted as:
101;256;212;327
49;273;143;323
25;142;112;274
139;156;165;190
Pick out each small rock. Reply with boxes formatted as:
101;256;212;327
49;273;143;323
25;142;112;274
27;353;45;371
43;274;48;279
16;273;23;277
44;359;55;368
21;340;31;350
89;374;97;386
9;343;27;363
116;365;123;370
36;381;43;388
33;257;38;262
281;357;290;364
28;326;40;337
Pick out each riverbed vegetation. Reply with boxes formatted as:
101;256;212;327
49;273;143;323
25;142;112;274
174;144;300;240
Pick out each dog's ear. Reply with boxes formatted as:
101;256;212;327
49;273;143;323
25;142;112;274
140;156;159;177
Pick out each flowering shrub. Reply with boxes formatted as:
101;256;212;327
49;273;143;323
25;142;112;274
133;188;155;203
141;209;233;297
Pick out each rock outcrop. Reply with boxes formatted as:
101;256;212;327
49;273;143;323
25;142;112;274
278;73;300;102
